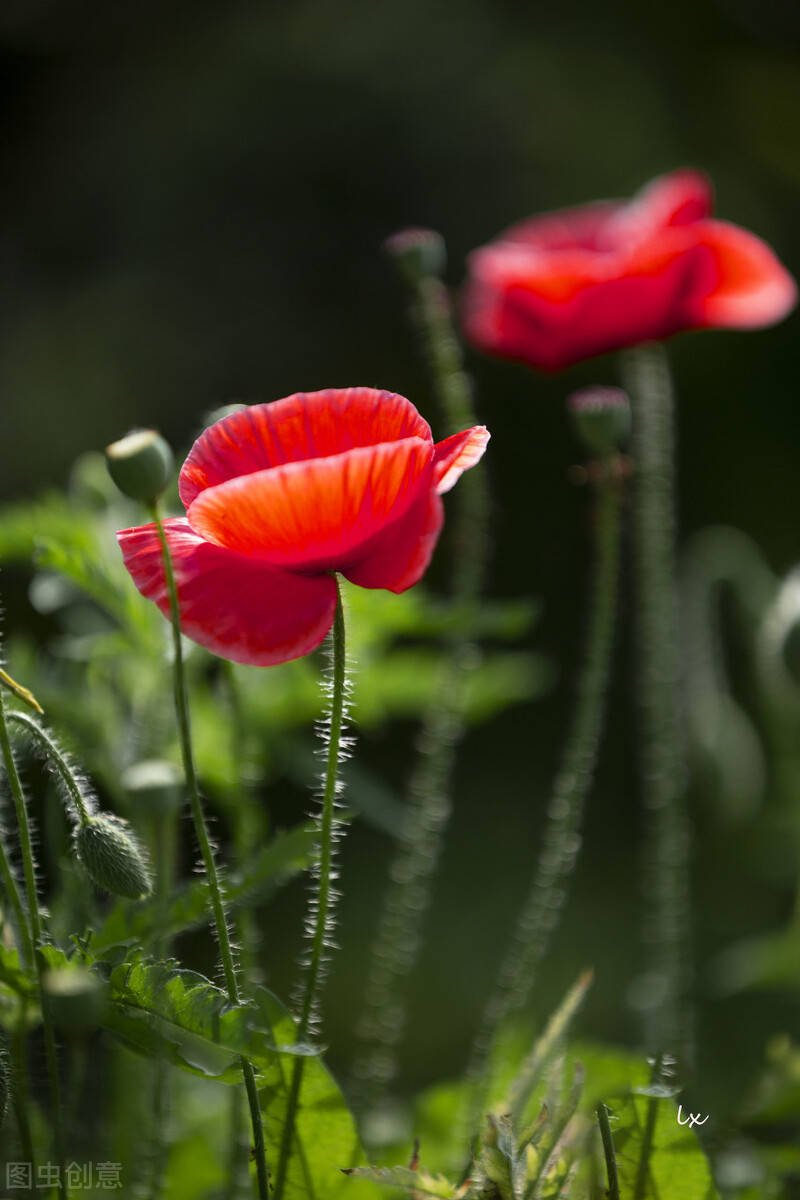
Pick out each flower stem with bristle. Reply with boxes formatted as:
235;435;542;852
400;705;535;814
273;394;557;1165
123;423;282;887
274;576;348;1200
0;685;68;1197
623;342;693;1069
352;233;489;1113
150;502;270;1200
461;448;624;1137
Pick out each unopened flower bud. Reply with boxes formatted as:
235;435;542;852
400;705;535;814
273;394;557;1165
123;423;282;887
121;759;183;815
75;814;152;899
105;429;173;505
567;386;631;458
384;227;447;282
43;967;107;1032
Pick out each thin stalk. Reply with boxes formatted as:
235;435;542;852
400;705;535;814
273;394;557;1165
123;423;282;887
10;1013;35;1169
274;579;347;1200
352;244;489;1110
144;804;177;1200
623;343;692;1068
4;712;91;826
596;1103;620;1200
0;687;67;1198
223;661;261;1200
632;1055;664;1200
0;815;33;970
150;504;270;1200
0;817;35;1162
462;460;623;1134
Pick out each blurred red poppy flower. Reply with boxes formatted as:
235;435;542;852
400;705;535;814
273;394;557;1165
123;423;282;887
463;169;797;370
118;388;489;667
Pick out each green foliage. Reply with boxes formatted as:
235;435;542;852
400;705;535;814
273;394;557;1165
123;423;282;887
606;1087;719;1200
90;822;318;953
91;951;314;1083
348;974;596;1199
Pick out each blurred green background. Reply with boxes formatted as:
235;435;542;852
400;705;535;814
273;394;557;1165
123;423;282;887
1;0;799;1129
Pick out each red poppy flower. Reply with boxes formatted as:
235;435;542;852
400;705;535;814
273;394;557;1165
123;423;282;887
463;169;797;370
117;388;489;667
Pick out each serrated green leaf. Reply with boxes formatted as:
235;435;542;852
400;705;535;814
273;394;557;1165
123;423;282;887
92;953;314;1082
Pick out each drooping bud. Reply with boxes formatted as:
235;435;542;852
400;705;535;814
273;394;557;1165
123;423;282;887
567;386;631;458
384;227;447;283
42;967;107;1033
75;814;152;899
120;759;183;815
105;429;173;505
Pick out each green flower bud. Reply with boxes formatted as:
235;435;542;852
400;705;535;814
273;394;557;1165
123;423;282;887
75;814;152;899
105;429;173;505
42;967;107;1033
384;227;447;282
121;759;183;815
567;386;631;458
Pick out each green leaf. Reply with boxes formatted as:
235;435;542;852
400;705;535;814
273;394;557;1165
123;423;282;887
90;824;317;953
608;1089;719;1199
0;946;34;998
254;990;380;1199
342;1165;460;1197
508;970;593;1125
93;953;314;1083
90;953;378;1197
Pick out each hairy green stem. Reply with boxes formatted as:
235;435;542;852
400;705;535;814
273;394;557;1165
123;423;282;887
151;504;270;1200
462;461;623;1134
624;343;692;1068
0;687;67;1198
352;247;488;1111
5;712;91;825
0;814;32;971
223;662;261;1200
10;1013;35;1170
274;578;347;1200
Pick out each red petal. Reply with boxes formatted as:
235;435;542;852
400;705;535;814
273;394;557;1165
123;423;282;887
617;169;713;239
117;519;337;666
433;426;490;493
691;219;798;328
344;488;444;593
499;200;621;254
180;388;432;508
187;438;434;570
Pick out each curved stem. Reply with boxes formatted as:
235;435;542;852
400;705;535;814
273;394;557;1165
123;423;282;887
5;711;92;825
274;578;347;1200
463;460;623;1133
352;248;489;1111
623;343;692;1068
150;504;270;1200
0;687;68;1198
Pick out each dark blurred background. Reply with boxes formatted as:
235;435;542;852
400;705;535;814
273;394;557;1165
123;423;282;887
2;0;800;1123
